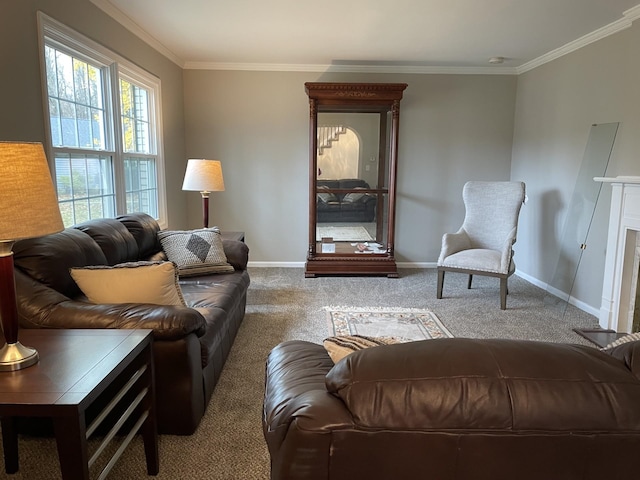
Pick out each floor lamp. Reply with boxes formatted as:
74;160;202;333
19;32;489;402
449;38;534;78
0;142;64;371
182;159;225;229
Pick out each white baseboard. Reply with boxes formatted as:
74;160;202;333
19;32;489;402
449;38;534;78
513;270;547;290
515;271;600;317
247;261;305;268
396;261;437;268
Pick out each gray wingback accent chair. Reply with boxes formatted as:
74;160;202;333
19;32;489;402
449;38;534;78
437;181;526;310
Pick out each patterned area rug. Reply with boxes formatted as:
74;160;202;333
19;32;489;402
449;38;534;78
325;306;453;341
316;225;374;242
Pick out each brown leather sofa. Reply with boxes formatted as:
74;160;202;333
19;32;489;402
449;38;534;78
263;337;640;479
13;213;249;435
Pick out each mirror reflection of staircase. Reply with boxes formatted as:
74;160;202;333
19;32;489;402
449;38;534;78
317;125;346;155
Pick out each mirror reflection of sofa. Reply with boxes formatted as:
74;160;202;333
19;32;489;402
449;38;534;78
317;179;376;223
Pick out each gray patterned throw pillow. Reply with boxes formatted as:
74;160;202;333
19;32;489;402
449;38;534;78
157;227;235;276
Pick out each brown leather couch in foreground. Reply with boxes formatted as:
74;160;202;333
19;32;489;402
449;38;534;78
263;337;640;479
13;213;249;435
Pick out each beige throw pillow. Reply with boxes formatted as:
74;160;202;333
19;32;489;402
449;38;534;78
70;261;186;306
157;227;235;276
323;335;400;363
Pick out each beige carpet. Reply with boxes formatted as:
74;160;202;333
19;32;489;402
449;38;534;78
1;268;600;479
326;306;453;340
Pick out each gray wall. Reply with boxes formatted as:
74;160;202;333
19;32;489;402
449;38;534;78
183;71;517;264
0;0;188;228
512;20;640;313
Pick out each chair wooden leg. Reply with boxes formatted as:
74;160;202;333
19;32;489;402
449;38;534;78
437;270;444;299
500;277;507;310
467;274;473;289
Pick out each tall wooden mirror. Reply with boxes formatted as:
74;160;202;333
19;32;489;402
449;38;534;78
305;82;407;277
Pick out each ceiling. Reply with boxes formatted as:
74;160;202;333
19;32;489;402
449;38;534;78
91;0;640;74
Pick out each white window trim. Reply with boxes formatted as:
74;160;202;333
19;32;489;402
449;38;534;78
37;12;167;229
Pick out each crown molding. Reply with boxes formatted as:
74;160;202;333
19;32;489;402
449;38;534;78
184;61;518;75
516;4;640;74
89;0;184;67
90;0;640;76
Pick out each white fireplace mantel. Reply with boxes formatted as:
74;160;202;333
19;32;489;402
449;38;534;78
594;176;640;332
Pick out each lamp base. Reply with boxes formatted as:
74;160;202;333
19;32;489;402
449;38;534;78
0;341;39;371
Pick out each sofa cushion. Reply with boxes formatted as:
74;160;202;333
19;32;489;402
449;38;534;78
13;229;108;298
317;185;338;203
326;338;640;432
317;180;340;189
338;178;370;190
117;213;162;259
74;218;139;265
342;187;368;203
70;261;186;306
158;227;234;276
178;269;249;367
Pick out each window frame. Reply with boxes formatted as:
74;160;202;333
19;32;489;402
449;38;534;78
37;12;167;228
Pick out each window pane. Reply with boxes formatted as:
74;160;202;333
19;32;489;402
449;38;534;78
59;100;78;147
49;98;62;146
88;65;103;109
122;116;134;152
55;153;115;226
124;156;157;217
55;50;74;100
91;108;105;149
71;157;88;197
44;47;107;150
73;59;89;105
120;79;151;154
120;79;132;118
76;105;92;148
89;197;105;219
44;46;58;98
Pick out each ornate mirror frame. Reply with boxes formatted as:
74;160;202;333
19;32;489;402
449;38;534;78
305;82;407;277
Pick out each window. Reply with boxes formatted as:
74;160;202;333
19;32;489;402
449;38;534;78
38;13;166;227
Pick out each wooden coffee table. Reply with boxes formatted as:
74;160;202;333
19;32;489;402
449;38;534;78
0;329;158;479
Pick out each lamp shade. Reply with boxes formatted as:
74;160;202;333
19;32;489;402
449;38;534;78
182;159;225;193
0;142;64;242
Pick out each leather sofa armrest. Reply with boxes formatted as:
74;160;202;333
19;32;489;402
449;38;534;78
263;341;354;455
363;193;377;204
223;239;249;270
604;340;640;380
15;269;206;341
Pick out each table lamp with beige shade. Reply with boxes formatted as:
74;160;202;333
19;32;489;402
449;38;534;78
182;159;225;229
0;142;64;371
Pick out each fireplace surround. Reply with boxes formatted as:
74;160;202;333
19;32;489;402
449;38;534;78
595;176;640;333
